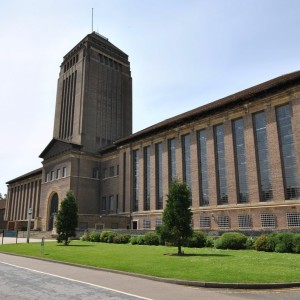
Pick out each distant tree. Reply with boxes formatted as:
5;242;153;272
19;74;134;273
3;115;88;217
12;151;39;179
160;179;193;255
56;191;78;245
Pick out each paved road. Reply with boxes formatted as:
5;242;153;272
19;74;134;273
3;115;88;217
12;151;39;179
0;253;300;300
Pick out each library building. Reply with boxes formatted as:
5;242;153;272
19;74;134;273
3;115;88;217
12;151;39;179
4;32;300;233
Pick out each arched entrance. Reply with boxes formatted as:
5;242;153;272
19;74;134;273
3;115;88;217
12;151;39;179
48;193;59;231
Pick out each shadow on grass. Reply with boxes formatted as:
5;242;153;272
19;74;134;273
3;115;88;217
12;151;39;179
164;253;231;257
56;244;95;247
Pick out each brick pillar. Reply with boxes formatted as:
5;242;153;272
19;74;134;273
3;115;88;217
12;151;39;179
244;113;260;203
162;139;169;209
150;143;156;211
206;126;217;207
266;105;285;202
138;146;144;212
190;131;200;208
224;120;237;205
176;134;183;181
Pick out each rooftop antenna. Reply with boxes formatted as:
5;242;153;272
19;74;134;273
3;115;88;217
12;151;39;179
92;8;94;32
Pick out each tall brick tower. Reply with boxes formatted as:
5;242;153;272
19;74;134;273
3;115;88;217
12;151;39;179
53;31;132;152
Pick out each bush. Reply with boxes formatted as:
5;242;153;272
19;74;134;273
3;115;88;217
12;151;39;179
254;235;268;251
90;231;101;242
205;236;215;248
292;234;300;253
215;232;247;250
113;234;131;244
100;231;117;243
80;231;91;241
130;236;139;245
245;237;255;250
271;233;294;253
184;231;206;248
137;235;145;245
144;232;160;245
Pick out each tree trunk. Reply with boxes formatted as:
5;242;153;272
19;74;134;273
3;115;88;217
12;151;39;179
178;244;182;255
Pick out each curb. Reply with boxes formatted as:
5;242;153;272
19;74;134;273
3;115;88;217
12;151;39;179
1;251;300;290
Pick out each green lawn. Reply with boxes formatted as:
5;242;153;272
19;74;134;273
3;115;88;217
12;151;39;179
0;240;299;283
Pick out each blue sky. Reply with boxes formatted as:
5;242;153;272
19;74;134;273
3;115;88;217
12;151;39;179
1;0;300;194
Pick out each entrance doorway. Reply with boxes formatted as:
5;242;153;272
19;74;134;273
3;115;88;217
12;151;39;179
132;220;138;230
48;193;59;230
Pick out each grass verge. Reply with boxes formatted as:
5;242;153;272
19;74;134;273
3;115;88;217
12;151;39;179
1;240;299;283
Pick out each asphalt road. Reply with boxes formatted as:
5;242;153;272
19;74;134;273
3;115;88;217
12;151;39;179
0;253;300;300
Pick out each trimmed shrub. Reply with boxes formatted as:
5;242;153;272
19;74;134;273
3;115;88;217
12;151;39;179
90;231;101;242
130;236;139;245
144;232;160;246
80;231;91;242
205;236;215;248
184;231;206;248
215;232;247;250
100;231;117;243
272;233;294;253
292;234;300;253
113;234;131;244
137;235;145;245
254;235;268;251
245;237;255;250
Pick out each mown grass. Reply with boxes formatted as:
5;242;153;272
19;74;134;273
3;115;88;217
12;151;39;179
1;240;300;283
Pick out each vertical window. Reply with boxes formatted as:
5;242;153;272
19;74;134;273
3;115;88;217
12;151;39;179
117;164;119;176
92;168;99;179
50;171;54;181
198;130;209;206
103;168;108;178
143;219;151;229
56;169;61;179
182;134;192;194
144;146;151;211
215;124;228;204
276;104;300;199
253;111;273;201
233;118;249;203
109;166;114;177
168;138;176;182
156;143;163;210
109;195;114;211
62;167;67;177
133;150;139;212
101;196;106;211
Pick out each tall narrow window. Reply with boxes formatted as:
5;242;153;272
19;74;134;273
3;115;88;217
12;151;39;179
215;124;228;204
253;111;273;201
144;146;151;211
233;118;249;203
182;134;192;203
168;138;176;183
156;143;163;209
276;104;300;199
198;130;209;206
133;150;139;212
109;195;114;211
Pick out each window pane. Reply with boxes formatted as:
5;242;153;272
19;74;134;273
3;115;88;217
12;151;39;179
215;125;228;204
276;105;300;200
253;112;273;201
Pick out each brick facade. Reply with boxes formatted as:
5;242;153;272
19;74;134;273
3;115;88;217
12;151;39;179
5;32;300;233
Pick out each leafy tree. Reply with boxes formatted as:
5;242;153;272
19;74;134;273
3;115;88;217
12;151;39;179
161;179;193;255
56;191;78;245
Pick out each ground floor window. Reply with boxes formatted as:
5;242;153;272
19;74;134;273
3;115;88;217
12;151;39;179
199;216;211;228
238;215;252;228
261;213;276;228
287;212;300;227
217;215;230;228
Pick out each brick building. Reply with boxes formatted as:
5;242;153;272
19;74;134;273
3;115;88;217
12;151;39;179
5;32;300;233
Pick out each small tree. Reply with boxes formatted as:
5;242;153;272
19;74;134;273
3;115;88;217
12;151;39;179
56;191;78;245
161;179;193;255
